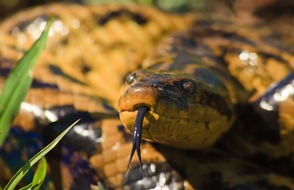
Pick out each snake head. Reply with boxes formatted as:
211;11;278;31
118;68;235;150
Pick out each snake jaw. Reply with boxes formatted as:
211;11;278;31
126;106;149;177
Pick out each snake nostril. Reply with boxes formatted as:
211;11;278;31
126;72;137;84
154;83;165;92
182;79;196;94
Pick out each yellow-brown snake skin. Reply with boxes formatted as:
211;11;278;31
0;3;293;190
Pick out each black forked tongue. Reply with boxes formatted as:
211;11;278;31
126;106;148;177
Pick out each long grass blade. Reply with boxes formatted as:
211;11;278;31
3;119;80;190
0;16;53;146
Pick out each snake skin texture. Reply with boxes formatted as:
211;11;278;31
0;3;293;190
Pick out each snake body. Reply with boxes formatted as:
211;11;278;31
0;3;294;190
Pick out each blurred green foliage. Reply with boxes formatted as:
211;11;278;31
0;0;211;18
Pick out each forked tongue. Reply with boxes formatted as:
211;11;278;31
126;106;148;177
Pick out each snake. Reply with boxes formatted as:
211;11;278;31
0;3;294;190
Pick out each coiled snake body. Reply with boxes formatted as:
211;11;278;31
0;3;293;190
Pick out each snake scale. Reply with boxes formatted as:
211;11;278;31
0;3;294;190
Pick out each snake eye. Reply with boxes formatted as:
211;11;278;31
126;72;137;84
182;79;195;93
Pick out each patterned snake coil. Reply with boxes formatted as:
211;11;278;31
0;3;293;190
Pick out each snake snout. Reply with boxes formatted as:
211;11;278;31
118;82;158;113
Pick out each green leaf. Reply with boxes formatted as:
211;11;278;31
31;157;47;190
18;158;47;190
3;119;80;190
0;16;53;146
91;182;105;190
19;183;32;190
